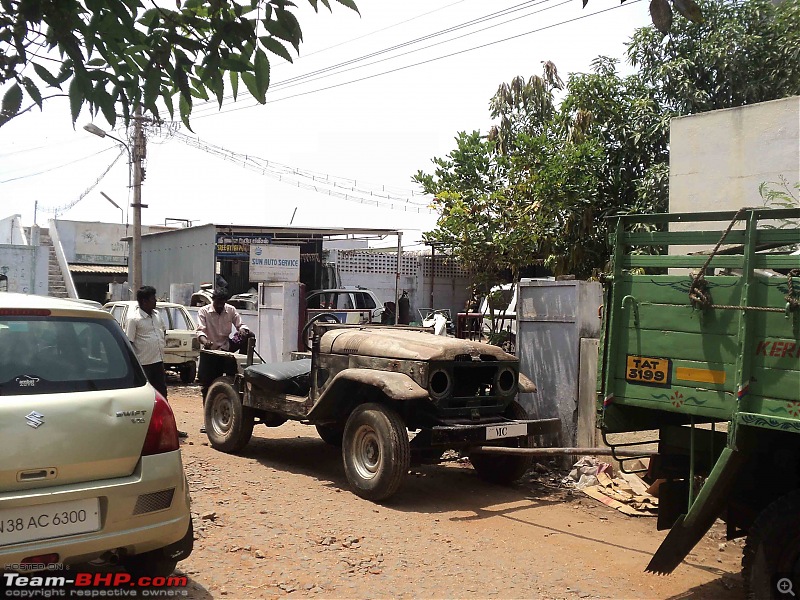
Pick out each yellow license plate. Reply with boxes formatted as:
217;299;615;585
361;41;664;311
625;355;671;387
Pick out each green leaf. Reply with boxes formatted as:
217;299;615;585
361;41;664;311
649;0;673;33
21;77;42;109
259;36;293;63
332;0;359;14
179;92;193;131
98;88;116;126
241;71;259;103
230;70;239;100
162;89;175;120
672;0;703;24
32;62;59;87
254;48;270;102
68;77;85;125
139;8;161;28
143;69;161;109
1;84;23;121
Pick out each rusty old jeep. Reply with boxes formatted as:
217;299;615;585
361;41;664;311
202;323;560;501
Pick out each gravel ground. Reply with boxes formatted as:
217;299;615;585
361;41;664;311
166;380;744;600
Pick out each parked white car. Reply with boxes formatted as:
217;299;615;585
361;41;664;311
0;293;193;576
103;301;200;383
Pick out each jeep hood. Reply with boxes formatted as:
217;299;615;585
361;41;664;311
319;328;516;361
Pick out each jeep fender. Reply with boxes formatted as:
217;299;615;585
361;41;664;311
306;368;429;422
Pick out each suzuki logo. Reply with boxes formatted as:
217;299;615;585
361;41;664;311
25;411;44;429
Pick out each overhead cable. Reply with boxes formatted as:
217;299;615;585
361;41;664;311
195;0;643;120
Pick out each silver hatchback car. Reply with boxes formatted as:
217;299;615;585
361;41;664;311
0;294;192;576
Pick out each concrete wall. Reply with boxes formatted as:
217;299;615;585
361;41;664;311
670;96;800;216
331;250;472;322
0;215;27;245
53;220;173;265
0;244;48;294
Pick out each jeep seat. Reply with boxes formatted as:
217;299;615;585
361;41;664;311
244;359;311;396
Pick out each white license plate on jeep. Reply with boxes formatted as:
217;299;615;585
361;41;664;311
0;498;100;546
486;423;528;440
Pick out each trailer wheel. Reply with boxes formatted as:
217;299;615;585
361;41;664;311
742;489;800;599
469;399;534;484
342;403;409;502
179;361;197;384
204;376;254;453
316;423;344;446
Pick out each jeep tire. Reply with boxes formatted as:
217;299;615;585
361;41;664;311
469;399;534;484
316;423;345;447
205;376;254;453
342;403;410;502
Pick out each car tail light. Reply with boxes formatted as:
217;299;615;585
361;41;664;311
21;553;59;566
141;391;179;456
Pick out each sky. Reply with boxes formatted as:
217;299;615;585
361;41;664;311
0;0;653;247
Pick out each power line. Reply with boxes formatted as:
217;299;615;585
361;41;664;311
162;130;435;213
0;146;119;183
38;148;126;215
193;0;557;115
195;0;643;120
294;0;468;62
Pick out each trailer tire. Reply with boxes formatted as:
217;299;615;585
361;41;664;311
342;403;409;502
205;376;254;453
316;423;344;446
469;399;534;484
742;489;800;600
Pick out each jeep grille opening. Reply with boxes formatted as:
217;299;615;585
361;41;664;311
429;369;451;399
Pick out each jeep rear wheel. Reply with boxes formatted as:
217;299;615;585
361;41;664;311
205;376;254;453
469;399;533;484
316;423;344;446
342;403;409;502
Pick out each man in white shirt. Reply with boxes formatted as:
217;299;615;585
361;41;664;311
196;289;253;433
126;286;187;438
196;289;250;351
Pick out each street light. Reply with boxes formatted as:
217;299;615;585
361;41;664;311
100;192;125;224
84;122;143;291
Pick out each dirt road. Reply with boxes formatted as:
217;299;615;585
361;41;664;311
166;381;743;600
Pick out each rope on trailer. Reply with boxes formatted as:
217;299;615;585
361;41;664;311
786;269;800;310
688;208;747;310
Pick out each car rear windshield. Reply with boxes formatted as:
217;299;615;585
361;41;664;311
0;316;146;395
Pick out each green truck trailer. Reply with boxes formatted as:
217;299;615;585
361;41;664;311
597;207;800;598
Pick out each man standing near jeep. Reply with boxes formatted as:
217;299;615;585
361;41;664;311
126;285;187;438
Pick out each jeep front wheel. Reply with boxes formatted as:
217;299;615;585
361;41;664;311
469;399;533;484
205;376;254;453
342;403;410;502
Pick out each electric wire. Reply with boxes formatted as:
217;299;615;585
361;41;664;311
38;148;126;215
295;0;468;62
163;130;434;213
193;0;559;115
195;0;643;120
0;146;119;184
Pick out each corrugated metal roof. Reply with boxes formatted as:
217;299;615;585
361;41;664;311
69;264;128;275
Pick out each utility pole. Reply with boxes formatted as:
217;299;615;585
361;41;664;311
131;106;146;291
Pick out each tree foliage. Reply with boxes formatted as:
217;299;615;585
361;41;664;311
628;0;800;114
0;0;358;129
417;0;800;283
